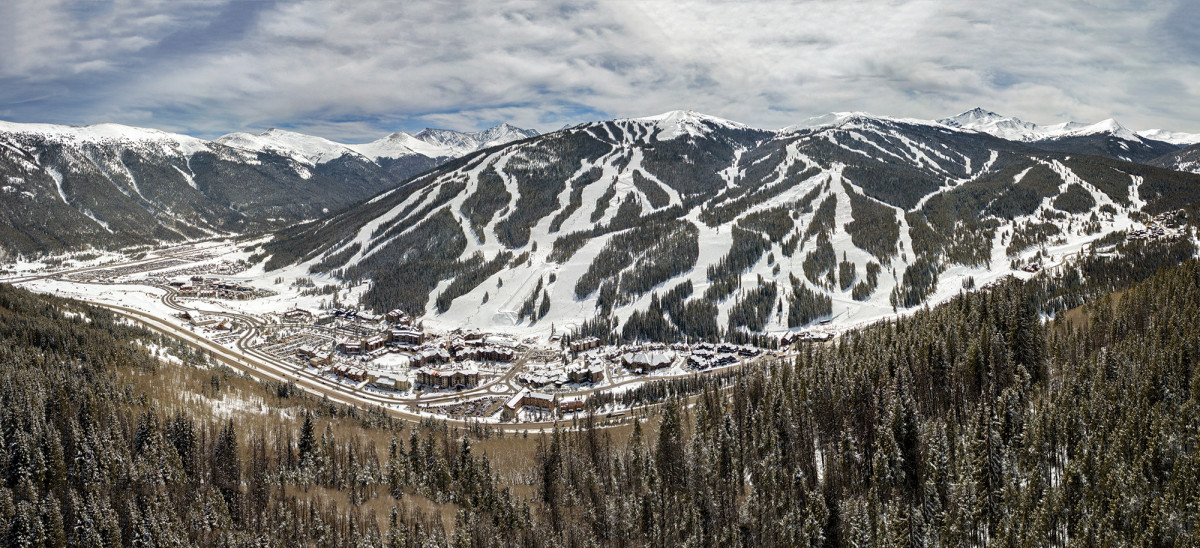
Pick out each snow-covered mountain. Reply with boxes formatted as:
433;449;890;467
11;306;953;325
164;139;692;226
406;123;540;157
215;129;358;165
634;110;749;140
261;109;1200;340
216;123;539;165
1138;129;1200;146
0;120;536;256
347;123;538;161
939;108;1183;163
938;108;1048;141
940;108;1150;142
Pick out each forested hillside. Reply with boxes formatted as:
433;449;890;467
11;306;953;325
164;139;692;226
260;110;1200;340
0;122;535;257
4;230;1200;545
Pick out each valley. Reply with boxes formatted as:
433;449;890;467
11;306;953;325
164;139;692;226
9;2;1200;543
3;239;780;428
6;109;1200;430
4;184;1191;428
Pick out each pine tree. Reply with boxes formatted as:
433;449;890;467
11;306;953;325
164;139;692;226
213;420;241;522
298;411;316;467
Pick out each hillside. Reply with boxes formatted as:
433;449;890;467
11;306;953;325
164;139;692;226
0;121;536;257
5;246;1200;544
1151;142;1200;174
260;110;1200;339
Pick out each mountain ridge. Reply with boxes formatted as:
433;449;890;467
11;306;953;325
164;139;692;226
259;109;1200;342
0;119;538;256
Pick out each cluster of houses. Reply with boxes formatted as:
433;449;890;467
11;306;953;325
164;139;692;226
415;365;480;390
501;388;586;420
314;307;389;329
1129;211;1185;241
334;325;425;356
331;364;367;382
600;343;682;373
685;343;762;370
515;359;605;389
619;350;677;372
778;331;833;346
569;336;602;353
406;335;520;369
568;360;605;383
296;346;332;367
170;276;271;300
1128;223;1168;241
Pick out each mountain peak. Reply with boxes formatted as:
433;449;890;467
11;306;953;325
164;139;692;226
782;111;940;133
1137;128;1200;145
938;109;1161;144
964;107;1000;116
348;123;536;161
0;119;210;156
938;108;1029;130
628;110;746;140
215;128;355;165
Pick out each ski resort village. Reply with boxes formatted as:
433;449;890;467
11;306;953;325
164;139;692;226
1;237;795;425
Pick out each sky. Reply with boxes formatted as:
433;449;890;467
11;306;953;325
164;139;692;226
1;0;1197;142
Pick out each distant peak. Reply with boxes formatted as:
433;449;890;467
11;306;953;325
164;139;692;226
783;111;929;133
940;108;1015;127
623;110;746;141
960;106;998;116
638;109;733;123
1068;118;1137;140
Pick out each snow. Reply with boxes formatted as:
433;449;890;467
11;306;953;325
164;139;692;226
783;111;944;134
172;165;197;189
1137;129;1200;145
212;123;538;164
0;118;537;173
0;120;210;156
215;128;359;165
1068;119;1139;141
940;108;1046;141
81;209;114;233
352;123;539;160
8;108;1197;356
632;110;748;141
46;166;68;204
938;108;1157;143
349;132;443;160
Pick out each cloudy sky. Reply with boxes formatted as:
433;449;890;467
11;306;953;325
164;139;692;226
1;0;1196;141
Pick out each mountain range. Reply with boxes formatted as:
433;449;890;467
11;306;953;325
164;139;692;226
257;109;1200;338
4;107;1200;337
0;120;537;257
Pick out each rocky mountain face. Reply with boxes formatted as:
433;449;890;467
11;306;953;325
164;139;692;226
260;110;1200;338
0;121;537;256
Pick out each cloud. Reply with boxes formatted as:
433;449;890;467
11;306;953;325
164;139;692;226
0;0;1197;141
